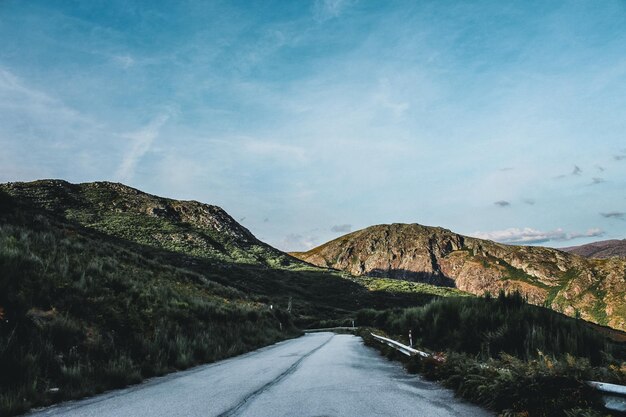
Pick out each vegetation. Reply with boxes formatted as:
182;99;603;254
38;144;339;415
350;276;470;298
359;293;626;416
0;187;446;415
292;222;626;332
2;181;625;417
357;292;624;363
0;194;298;416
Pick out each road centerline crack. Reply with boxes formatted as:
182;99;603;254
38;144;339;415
216;334;335;417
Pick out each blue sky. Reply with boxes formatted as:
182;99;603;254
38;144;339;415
1;0;626;251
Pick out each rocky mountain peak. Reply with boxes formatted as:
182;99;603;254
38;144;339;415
291;222;626;331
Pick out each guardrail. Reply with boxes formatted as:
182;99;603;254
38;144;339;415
370;333;430;358
303;326;357;333
371;333;626;414
587;381;626;413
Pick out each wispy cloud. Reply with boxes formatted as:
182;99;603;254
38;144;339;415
555;165;583;179
600;211;625;219
279;233;319;251
242;139;307;163
115;114;169;183
313;0;354;22
112;54;135;69
494;200;511;207
0;67;106;180
330;224;352;233
471;227;604;245
0;67;96;128
590;177;606;185
523;198;535;205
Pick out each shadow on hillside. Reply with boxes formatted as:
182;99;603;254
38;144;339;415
0;190;443;324
367;268;456;287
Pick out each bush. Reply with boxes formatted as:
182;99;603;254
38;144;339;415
356;292;622;364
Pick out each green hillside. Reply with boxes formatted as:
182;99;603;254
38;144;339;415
0;182;449;415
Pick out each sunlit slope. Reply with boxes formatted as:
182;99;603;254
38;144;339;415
292;223;626;331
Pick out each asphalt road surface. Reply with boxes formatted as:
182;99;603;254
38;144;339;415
27;333;492;417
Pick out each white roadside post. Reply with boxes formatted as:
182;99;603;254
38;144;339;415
409;330;413;347
352;320;355;329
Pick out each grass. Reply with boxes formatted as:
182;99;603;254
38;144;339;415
0;188;456;415
498;259;551;289
0;194;300;416
356;292;625;363
349;276;470;297
359;293;626;417
3;181;625;417
364;334;623;417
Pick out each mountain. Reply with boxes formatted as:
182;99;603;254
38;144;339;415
2;180;624;416
561;239;626;259
0;180;295;268
0;185;302;416
0;181;456;319
291;223;626;331
1;181;468;415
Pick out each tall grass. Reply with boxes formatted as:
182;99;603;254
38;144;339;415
0;213;297;416
359;293;626;416
357;292;623;363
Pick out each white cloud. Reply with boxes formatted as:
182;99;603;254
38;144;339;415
0;67;95;127
115;114;170;183
0;67;107;181
277;233;319;251
471;227;604;245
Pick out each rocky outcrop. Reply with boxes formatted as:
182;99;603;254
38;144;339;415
292;223;626;331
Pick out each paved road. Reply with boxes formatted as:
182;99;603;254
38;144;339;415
27;333;491;417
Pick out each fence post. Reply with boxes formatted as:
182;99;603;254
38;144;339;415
409;330;413;347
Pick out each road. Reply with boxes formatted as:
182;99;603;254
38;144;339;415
27;333;491;417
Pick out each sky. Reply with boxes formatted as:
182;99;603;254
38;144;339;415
1;0;626;251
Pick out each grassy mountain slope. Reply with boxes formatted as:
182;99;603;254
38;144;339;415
291;223;626;331
1;180;295;267
2;181;625;417
0;191;298;416
0;181;460;322
0;182;472;416
561;239;626;259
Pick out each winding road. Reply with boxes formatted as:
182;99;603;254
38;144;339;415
26;333;491;417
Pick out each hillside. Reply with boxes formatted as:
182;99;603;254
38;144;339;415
0;181;457;319
2;181;625;416
291;223;626;331
0;180;295;268
0;182;465;415
0;189;299;416
561;239;626;259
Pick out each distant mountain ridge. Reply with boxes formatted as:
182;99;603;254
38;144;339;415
291;223;626;331
561;239;626;259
